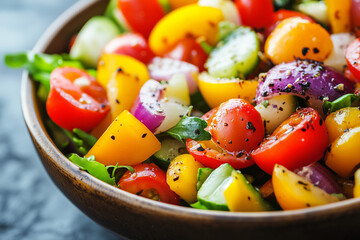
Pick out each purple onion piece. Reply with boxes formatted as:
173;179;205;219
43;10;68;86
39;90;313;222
256;60;354;115
148;57;199;94
130;80;166;132
295;162;342;194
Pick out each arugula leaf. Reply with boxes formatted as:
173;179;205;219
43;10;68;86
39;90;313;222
64;128;98;156
69;154;117;185
323;94;359;114
73;128;98;147
190;91;211;114
166;115;211;143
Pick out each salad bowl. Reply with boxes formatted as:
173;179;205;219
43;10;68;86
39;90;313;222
21;0;360;239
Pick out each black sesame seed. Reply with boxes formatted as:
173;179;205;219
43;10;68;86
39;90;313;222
142;133;147;138
111;135;115;140
302;47;310;56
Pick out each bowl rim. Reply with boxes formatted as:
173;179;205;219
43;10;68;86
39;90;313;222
21;0;360;225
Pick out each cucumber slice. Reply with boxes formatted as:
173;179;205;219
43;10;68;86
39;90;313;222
297;1;328;26
70;16;121;67
197;163;234;211
105;0;131;32
153;138;188;168
206;26;259;79
196;168;213;190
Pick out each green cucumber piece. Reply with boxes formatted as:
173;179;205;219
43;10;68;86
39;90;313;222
153;138;188;168
206;26;259;79
197;163;234;211
196;168;213;190
297;1;328;26
70;16;121;67
105;0;130;32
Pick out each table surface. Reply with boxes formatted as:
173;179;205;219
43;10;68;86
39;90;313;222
0;0;123;239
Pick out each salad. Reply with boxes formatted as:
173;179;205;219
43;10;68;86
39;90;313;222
6;0;360;212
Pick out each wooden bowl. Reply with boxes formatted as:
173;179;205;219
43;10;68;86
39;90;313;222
21;1;360;239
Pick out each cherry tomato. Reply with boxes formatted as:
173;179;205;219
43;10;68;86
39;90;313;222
344;67;359;82
210;99;264;155
234;0;274;29
102;33;155;64
346;38;360;80
163;37;208;71
118;163;180;205
251;108;328;175
118;0;165;38
186;99;264;169
266;9;315;35
46;67;109;132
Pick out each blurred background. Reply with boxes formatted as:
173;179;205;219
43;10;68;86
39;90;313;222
0;0;122;239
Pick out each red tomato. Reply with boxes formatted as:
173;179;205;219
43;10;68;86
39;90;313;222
118;163;180;205
46;67;109;132
163;38;208;71
251;108;328;175
234;0;274;29
186;99;264;169
344;67;359;82
346;38;360;80
102;33;155;64
210;99;264;154
118;0;165;38
266;9;315;35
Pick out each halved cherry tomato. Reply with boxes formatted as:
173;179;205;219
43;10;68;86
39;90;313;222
344;66;359;82
266;9;314;36
346;38;360;80
186;99;264;169
163;37;208;71
251;108;328;175
234;0;274;29
118;163;180;205
46;67;109;132
102;33;155;64
118;0;165;38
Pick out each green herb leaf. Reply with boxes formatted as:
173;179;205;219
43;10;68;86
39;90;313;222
64;129;97;156
323;94;359;114
73;128;98;147
199;41;214;55
261;100;269;108
190;201;210;210
166;115;211;142
69;154;117;185
190;91;211;114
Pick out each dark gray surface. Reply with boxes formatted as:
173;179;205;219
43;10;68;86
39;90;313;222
0;1;122;239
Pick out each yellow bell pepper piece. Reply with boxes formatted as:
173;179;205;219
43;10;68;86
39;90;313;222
90;112;112;139
86;110;161;166
272;164;339;210
325;0;351;33
166;154;204;204
168;0;198;9
325;126;360;178
265;17;333;65
354;169;360;198
102;55;149;120
325;107;360;143
224;171;272;212
149;4;224;56
197;72;258;108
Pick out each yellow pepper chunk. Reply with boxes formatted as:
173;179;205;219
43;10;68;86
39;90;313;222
325;107;360;143
197;72;258;108
224;171;272;212
102;55;149;120
168;0;197;9
149;4;224;56
354;169;360;198
265;17;333;65
86;110;161;166
325;0;351;33
166;154;204;204
272;164;339;210
325;126;360;178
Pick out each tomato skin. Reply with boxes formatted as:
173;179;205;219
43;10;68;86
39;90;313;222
251;108;328;175
210;99;264;154
102;33;155;64
46;67;109;132
234;0;274;29
118;0;165;38
163;37;208;71
346;38;360;81
266;9;314;35
118;163;180;205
